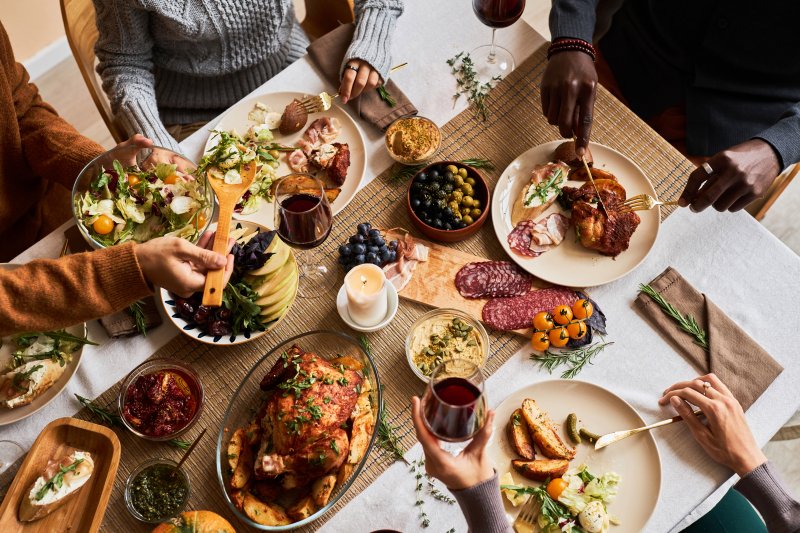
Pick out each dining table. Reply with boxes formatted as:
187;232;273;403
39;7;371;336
3;1;800;532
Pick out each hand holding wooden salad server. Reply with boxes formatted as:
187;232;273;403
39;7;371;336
202;162;256;306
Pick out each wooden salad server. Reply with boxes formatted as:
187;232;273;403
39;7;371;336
594;409;702;450
202;162;256;306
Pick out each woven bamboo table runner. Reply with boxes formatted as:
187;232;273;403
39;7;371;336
1;44;693;531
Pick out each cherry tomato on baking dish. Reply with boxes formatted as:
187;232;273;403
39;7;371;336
547;478;568;500
531;331;550;352
532;311;555;331
567;321;587;340
548;327;570;348
553;305;573;325
572;299;594;320
92;214;115;235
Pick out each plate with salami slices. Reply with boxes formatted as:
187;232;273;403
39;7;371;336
491;141;660;287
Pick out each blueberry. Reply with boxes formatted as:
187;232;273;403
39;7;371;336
353;243;367;255
354;254;366;264
368;245;380;254
339;244;352;256
365;252;378;263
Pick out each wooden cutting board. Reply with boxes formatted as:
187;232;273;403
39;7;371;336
398;239;550;337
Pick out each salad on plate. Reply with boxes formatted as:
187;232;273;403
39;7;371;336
75;160;209;246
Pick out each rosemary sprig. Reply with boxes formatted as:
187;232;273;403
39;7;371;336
459;158;495;171
532;341;613;379
639;284;709;350
168;438;192;450
447;52;501;121
128;300;147;336
377;85;396;107
390;158;495;183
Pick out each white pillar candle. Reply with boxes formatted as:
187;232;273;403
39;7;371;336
344;264;388;327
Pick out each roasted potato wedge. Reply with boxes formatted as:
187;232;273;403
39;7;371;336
334;463;355;491
348;392;374;464
287;494;318;521
507;409;535;460
281;473;310;490
311;474;337;507
521;398;576;460
252;480;282;502
244;418;262;447
512;459;569;481
230;441;254;489
229;489;246;511
329;355;364;371
553;140;592;168
243;492;291;526
227;428;246;471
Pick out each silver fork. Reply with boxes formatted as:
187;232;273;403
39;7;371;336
512;496;541;533
620;193;679;213
298;62;409;113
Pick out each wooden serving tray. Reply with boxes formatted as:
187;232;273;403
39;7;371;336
398;238;550;337
0;417;121;532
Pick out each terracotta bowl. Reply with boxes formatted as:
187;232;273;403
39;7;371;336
406;161;490;243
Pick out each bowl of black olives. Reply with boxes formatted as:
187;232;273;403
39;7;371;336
406;161;490;242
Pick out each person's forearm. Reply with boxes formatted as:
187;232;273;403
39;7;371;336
451;472;513;533
343;0;404;82
734;461;800;533
753;101;800;171
549;0;600;42
0;244;152;336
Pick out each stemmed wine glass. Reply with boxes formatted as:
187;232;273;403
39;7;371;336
274;173;334;298
422;359;487;445
471;0;526;82
0;440;25;475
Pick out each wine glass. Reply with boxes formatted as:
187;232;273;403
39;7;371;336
0;440;25;475
422;359;487;444
471;0;526;82
274;173;335;298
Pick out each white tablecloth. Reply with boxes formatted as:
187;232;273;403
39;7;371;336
4;1;799;531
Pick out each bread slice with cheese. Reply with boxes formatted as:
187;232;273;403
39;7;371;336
19;449;94;522
520;398;576;460
0;359;66;409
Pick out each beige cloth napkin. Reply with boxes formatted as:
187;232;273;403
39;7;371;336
306;23;417;130
634;267;783;410
65;225;162;337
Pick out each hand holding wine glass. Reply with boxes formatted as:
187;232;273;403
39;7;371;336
421;358;487;443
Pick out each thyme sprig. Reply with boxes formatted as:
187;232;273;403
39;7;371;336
390;157;495;183
639;284;709;350
377;85;396;107
128;300;147;336
447;52;501;121
532;341;613;379
412;459;431;528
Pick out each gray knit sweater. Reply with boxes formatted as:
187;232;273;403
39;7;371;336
93;0;403;152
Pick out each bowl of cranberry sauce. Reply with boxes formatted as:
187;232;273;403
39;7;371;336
118;359;204;440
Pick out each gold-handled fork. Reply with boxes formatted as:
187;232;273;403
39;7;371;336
594;409;703;450
619;193;680;213
299;62;409;113
512;496;542;533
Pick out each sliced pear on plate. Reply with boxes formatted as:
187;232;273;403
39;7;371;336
250;256;297;296
258;274;298;317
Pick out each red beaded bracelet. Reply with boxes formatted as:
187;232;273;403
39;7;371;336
547;38;597;61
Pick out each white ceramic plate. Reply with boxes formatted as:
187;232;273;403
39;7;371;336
491;141;660;287
487;379;662;532
204;91;367;227
0;265;87;426
159;221;298;345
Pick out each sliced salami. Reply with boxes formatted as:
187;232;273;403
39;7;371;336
455;261;533;299
507;220;540;257
482;287;580;331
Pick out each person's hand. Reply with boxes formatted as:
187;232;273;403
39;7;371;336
115;133;153;151
540;51;598;157
411;396;496;490
113;134;155;166
679;139;780;212
134;233;234;297
659;373;767;477
339;58;382;104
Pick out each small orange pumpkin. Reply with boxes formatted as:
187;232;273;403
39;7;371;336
151;510;235;533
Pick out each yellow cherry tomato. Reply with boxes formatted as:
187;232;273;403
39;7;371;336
553;305;573;325
572;299;594;320
92;214;115;235
531;331;550;352
548;327;569;348
193;211;208;230
126;173;141;186
547;478;569;500
532;311;555;331
566;321;587;340
164;173;180;185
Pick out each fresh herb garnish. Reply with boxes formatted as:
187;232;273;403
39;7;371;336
447;52;500;121
377;85;396;107
330;439;340;455
10;331;96;369
532;341;613;379
75;394;123;426
412;459;431;528
639;283;709;350
524;168;564;207
12;364;43;392
35;458;85;501
501;484;584;530
168;438;192;450
128;300;147;336
222;281;266;335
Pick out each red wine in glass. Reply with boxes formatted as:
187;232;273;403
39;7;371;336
473;0;525;28
277;193;332;249
422;359;487;443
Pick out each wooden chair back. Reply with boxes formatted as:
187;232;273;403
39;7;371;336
60;0;126;143
301;0;355;40
749;162;799;220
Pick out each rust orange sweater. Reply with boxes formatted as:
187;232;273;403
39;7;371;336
0;22;152;334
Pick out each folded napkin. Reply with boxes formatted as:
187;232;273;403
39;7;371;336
306;23;417;130
634;267;782;410
64;225;162;337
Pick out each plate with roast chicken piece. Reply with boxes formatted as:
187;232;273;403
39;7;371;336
203;91;366;227
217;330;380;530
491;140;660;287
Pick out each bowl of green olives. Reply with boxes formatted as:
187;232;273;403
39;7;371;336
406;161;490;242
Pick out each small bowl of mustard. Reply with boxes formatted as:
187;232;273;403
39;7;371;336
124;458;190;523
385;116;442;165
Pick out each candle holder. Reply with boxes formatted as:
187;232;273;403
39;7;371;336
336;282;399;333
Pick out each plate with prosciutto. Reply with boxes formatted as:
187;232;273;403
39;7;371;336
202;91;366;225
491;140;660;287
